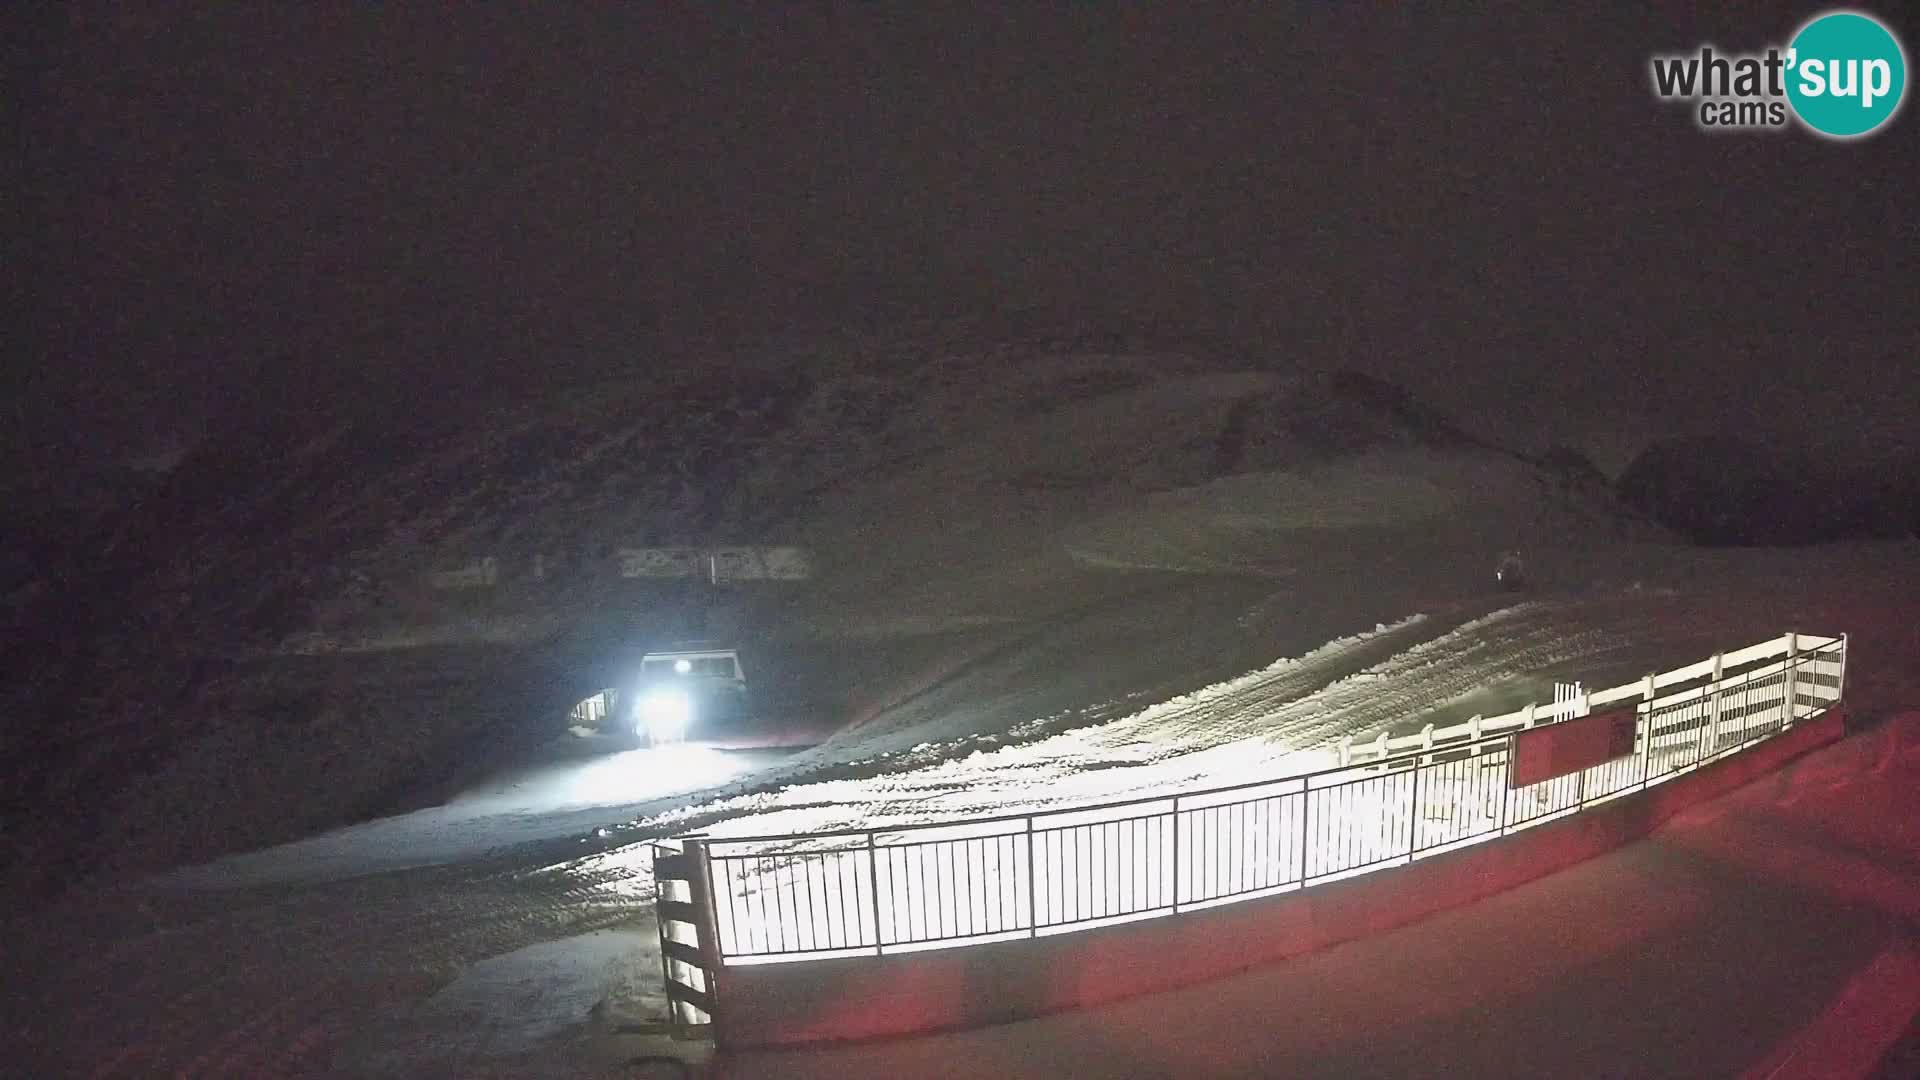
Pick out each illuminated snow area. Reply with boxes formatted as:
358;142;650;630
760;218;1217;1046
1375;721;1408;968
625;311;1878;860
696;638;1837;962
635;603;1630;842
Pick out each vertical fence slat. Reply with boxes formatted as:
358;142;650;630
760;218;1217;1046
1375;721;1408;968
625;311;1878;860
1776;662;1789;734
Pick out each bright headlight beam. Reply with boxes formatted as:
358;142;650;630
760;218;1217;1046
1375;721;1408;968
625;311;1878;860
637;687;693;743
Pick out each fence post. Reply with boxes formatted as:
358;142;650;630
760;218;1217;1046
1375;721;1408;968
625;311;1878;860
1575;686;1596;803
1781;632;1798;729
865;832;884;953
1298;781;1312;882
1706;652;1725;754
1170;797;1182;911
1838;633;1849;703
1638;673;1656;785
1522;702;1537;728
1498;735;1513;834
1339;735;1353;767
1408;752;1423;857
1023;818;1038;934
682;836;725;1028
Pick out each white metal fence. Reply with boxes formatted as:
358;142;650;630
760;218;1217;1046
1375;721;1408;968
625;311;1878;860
668;632;1845;966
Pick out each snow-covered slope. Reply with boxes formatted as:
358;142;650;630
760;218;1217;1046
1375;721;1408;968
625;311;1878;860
0;330;1666;897
9;537;1912;1076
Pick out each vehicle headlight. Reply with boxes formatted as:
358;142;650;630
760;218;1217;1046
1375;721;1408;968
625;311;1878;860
636;688;693;742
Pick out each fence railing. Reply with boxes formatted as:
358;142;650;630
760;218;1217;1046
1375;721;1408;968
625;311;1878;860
674;632;1845;965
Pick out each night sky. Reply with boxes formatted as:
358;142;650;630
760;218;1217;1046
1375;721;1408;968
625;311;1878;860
13;3;1918;472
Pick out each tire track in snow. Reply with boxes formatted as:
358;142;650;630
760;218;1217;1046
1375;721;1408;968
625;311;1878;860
634;602;1633;841
1213;601;1626;753
833;611;1448;769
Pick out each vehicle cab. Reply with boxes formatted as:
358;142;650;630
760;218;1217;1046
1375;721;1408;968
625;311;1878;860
628;645;748;745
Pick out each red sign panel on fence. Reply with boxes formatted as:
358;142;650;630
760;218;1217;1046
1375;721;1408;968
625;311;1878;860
1509;707;1638;788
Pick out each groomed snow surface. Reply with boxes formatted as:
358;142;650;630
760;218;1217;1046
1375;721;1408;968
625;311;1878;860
7;543;1917;1076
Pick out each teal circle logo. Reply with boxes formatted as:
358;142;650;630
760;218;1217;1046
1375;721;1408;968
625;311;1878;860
1786;11;1907;138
